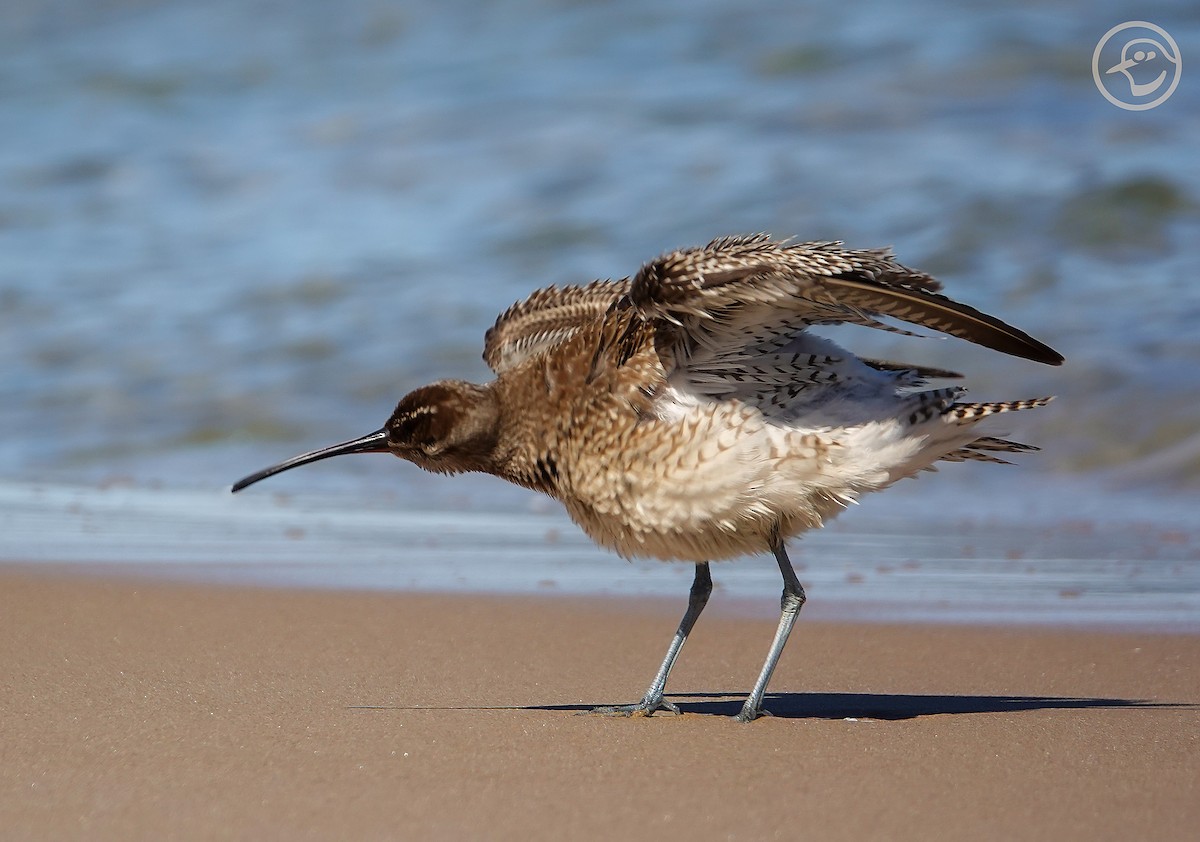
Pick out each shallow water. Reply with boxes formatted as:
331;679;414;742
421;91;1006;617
4;477;1198;630
2;1;1198;624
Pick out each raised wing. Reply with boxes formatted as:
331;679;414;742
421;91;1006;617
628;235;1064;366
484;279;630;373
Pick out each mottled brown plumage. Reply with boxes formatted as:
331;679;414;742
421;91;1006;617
233;235;1062;721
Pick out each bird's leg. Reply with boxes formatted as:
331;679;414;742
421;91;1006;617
587;562;712;717
735;541;806;722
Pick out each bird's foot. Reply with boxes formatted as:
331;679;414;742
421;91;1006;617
733;703;772;723
582;696;681;717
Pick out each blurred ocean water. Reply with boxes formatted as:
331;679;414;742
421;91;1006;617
1;0;1198;623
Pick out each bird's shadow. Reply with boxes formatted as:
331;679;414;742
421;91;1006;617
352;692;1195;720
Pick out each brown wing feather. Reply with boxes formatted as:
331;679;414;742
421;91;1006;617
820;276;1063;365
628;236;1063;366
484;279;630;373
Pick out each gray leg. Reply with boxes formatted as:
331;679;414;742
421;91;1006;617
588;562;712;717
735;541;806;722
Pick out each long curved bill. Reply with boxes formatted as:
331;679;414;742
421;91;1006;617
231;429;389;493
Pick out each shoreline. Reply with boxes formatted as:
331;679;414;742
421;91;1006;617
3;567;1198;840
7;559;1199;635
5;478;1199;632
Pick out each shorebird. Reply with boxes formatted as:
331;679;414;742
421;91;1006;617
232;235;1062;721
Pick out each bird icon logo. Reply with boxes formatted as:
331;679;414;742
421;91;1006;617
1108;37;1176;98
1093;22;1181;110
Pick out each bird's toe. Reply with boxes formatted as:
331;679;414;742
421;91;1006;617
580;697;681;717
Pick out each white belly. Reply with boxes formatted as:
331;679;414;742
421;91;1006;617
559;389;940;562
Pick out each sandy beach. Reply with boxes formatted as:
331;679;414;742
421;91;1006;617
3;568;1197;841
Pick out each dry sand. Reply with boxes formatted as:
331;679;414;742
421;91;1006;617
2;568;1197;841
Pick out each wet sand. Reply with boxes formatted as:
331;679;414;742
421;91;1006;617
3;568;1197;841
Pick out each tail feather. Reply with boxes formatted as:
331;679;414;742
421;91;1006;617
895;393;1053;481
861;357;964;389
962;435;1041;453
943;396;1054;425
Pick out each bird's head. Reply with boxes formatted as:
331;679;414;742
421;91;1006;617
382;380;501;474
231;380;500;492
